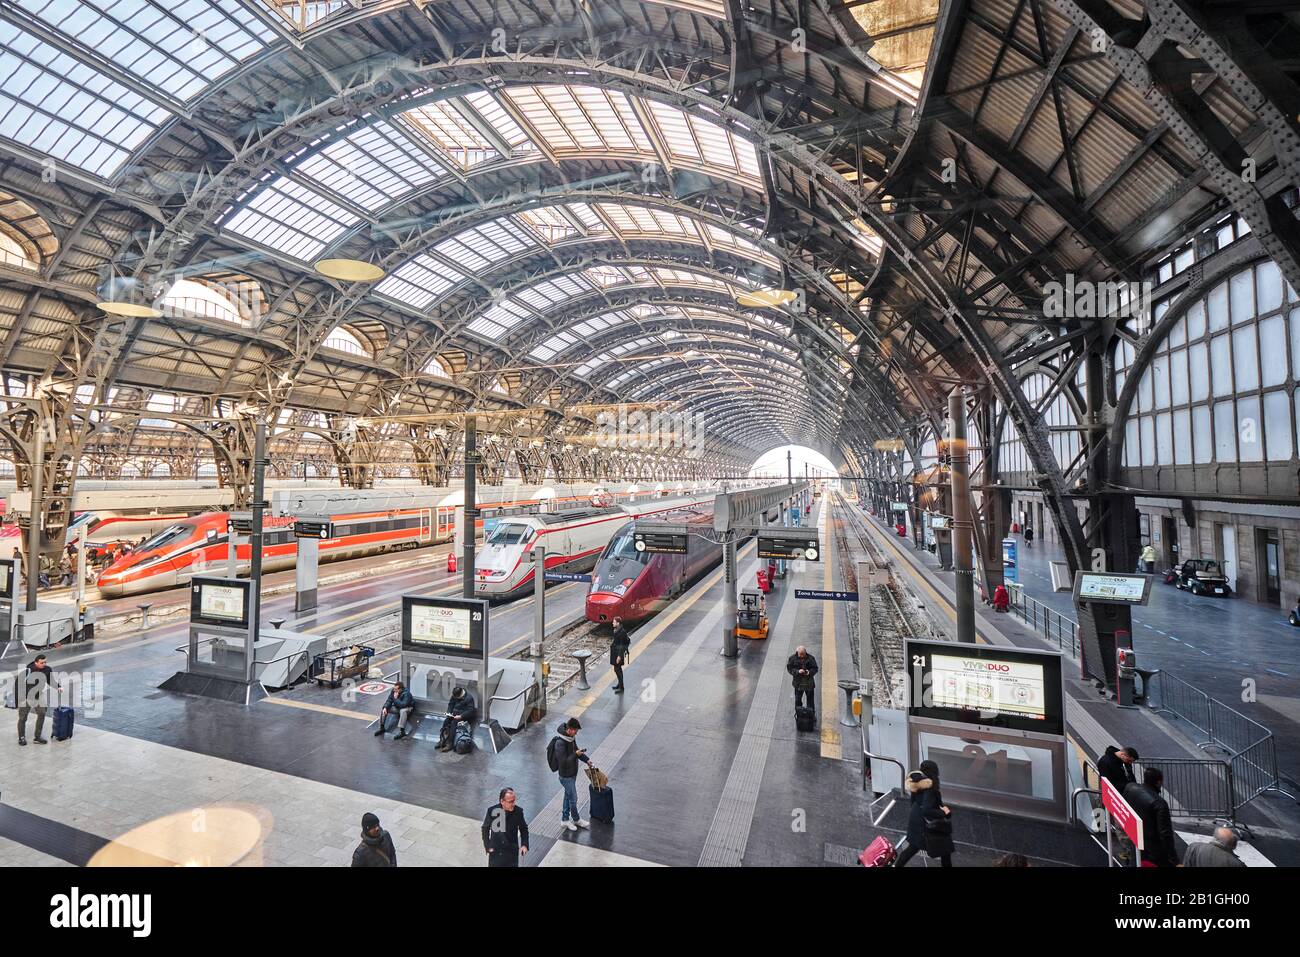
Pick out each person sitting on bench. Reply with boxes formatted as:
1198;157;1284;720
437;686;477;752
374;681;414;741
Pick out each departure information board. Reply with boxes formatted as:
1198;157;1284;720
189;577;251;629
1072;572;1152;605
906;638;1064;735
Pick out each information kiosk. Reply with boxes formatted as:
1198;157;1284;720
905;637;1069;822
1072;571;1151;704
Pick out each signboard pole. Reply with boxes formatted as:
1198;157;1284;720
721;533;738;658
462;417;477;600
227;532;239;578
246;422;266;684
532;543;546;718
75;535;86;607
856;561;875;722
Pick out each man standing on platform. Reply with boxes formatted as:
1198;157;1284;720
610;617;630;694
482;787;529;867
786;645;819;713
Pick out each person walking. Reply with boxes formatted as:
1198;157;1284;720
1140;542;1157;574
786;645;819;713
1023;525;1033;548
896;760;954;867
17;653;59;746
1183;827;1247;868
350;812;397;867
482;787;529;867
609;617;630;694
373;680;414;740
1124;768;1179;867
546;717;591;832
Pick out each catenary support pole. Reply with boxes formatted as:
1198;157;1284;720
247;420;267;683
721;533;738;658
532;542;547;718
463;417;477;600
950;389;976;644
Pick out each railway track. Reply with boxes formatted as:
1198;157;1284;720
830;492;939;707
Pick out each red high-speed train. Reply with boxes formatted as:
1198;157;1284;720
585;501;776;625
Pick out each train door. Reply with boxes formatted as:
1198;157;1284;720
419;508;431;542
437;507;451;541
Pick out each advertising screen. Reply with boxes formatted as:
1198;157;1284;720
189;577;251;629
906;638;1064;736
402;596;487;658
1073;572;1151;605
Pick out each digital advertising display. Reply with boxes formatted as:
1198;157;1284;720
189;577;251;629
402;595;487;659
1072;572;1152;606
906;638;1064;736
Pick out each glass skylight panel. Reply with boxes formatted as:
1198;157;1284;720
0;20;172;177
223;175;357;261
517;275;591;309
404;99;500;167
15;1;274;102
432;217;536;275
294;120;444;210
581;264;629;288
463;91;533;150
467;298;531;340
567;203;608;233
529;329;578;362
518;206;582;243
647;100;701;162
374;253;464;310
502;86;580;151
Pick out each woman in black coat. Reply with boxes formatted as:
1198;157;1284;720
896;760;954;867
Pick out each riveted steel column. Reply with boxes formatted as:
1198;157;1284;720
950;389;976;644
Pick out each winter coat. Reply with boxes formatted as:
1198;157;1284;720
17;662;54;708
351;828;397;867
447;691;477;723
1097;746;1136;797
1183;837;1246;868
1124;782;1179;867
382;687;413;713
481;803;529;857
610;626;631;666
905;773;954;858
786;652;819;690
550;728;589;778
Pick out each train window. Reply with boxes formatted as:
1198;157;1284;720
486;523;532;545
135;525;190;552
605;529;648;564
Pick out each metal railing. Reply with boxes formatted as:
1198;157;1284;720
1005;585;1079;658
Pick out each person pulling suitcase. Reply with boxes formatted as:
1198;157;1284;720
786;646;819;731
16;654;65;746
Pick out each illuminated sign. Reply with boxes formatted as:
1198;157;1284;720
189;577;251;629
906;638;1064;736
1072;572;1152;606
634;530;688;555
401;595;487;659
757;533;820;562
928;515;950;529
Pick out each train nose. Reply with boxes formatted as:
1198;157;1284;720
585;592;624;623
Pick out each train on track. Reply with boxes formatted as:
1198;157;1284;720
93;482;713;598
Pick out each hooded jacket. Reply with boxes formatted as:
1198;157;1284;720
351;827;397;867
550;726;589;778
1097;746;1136;796
786;652;819;690
905;772;954;857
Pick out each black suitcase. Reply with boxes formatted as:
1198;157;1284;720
588;784;615;822
52;706;74;741
795;706;816;732
453;722;473;754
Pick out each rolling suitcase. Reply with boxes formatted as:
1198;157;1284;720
52;706;74;741
858;836;896;867
588;784;615;822
795;706;816;732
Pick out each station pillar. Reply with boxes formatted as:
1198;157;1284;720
721;534;738;658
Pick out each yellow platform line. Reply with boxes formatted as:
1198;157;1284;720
819;507;842;759
260;696;375;721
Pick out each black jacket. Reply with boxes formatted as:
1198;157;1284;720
904;774;954;858
351;828;397;867
382;687;413;713
447;691;477;723
610;626;630;666
482;803;529;856
1097;746;1136;796
786;652;819;690
1124;782;1179;867
550;728;590;778
17;662;54;708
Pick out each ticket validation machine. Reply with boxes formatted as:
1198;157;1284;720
905;638;1069;822
1072;572;1151;697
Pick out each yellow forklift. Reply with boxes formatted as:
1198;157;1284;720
735;589;769;639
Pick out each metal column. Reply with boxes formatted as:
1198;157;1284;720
721;534;738;658
246;422;267;684
950;388;976;644
25;423;43;612
462;417;478;600
296;536;319;613
531;542;547;718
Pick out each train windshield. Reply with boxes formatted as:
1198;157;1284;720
134;524;190;552
486;523;532;546
604;527;648;564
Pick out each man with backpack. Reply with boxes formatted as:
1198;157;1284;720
547;717;591;832
436;686;477;753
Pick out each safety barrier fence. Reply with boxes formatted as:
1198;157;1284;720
1005;585;1080;658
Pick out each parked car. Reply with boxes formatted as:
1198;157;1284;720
1173;558;1232;597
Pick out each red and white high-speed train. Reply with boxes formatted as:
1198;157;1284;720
473;496;714;601
94;484;644;598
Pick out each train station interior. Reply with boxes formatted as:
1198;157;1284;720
0;0;1298;895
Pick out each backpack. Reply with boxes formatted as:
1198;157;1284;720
454;722;473;755
546;735;561;772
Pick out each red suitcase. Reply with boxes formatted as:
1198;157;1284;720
859;836;896;867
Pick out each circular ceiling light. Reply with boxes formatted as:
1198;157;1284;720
97;300;161;317
314;258;386;282
735;288;798;308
